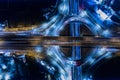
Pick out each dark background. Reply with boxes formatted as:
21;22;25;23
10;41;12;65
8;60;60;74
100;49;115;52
0;0;57;27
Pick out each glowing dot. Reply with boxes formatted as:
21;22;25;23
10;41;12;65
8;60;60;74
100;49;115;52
2;64;7;70
0;74;2;79
5;74;10;80
35;46;42;53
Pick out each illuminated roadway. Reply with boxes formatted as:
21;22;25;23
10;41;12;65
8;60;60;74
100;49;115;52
0;34;120;50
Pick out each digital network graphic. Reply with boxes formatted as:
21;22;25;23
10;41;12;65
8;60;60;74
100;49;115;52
0;0;120;80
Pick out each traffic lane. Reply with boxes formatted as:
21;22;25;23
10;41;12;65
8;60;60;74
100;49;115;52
0;40;120;49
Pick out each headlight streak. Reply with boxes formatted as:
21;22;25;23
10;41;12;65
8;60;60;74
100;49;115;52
82;46;119;80
0;0;69;36
51;12;113;79
54;16;109;37
96;9;111;20
82;1;120;79
59;2;69;15
0;0;119;80
31;0;70;36
47;46;71;80
85;0;120;25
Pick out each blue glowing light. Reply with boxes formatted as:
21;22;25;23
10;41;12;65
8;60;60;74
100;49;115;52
5;74;10;80
35;46;42;53
96;9;109;20
102;30;112;37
